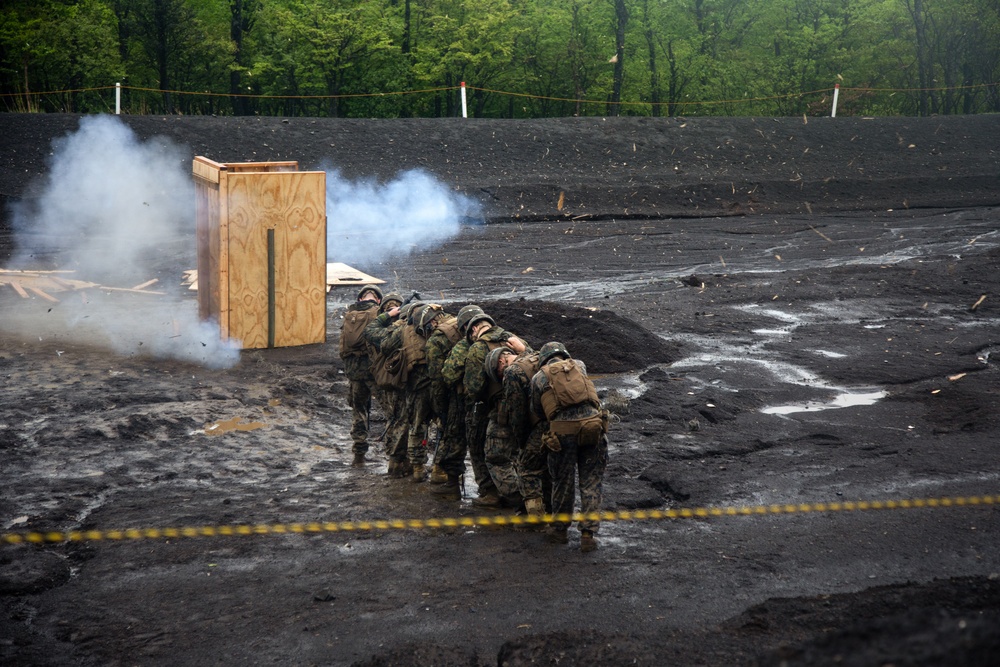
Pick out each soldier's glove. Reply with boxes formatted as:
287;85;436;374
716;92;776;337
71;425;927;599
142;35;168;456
542;430;561;452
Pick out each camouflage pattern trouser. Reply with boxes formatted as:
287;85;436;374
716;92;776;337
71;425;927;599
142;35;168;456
434;391;467;478
466;403;496;495
381;388;408;463
516;424;550;508
484;418;520;501
548;433;609;533
348;377;377;455
405;386;431;467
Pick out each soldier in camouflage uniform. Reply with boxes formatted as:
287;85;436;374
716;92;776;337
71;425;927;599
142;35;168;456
430;305;482;500
530;342;608;553
339;285;384;467
420;304;464;495
464;309;530;508
489;346;550;521
400;304;433;481
364;300;411;477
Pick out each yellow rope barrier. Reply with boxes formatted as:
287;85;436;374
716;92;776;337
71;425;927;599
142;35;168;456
2;494;996;546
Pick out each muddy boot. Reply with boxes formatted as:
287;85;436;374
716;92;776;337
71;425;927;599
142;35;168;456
430;474;461;500
411;464;427;483
387;459;410;478
471;490;501;508
351;452;367;468
580;530;598;553
524;498;546;528
428;464;448;485
547;525;569;545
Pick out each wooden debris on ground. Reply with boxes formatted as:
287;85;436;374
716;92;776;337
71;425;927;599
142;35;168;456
0;269;165;301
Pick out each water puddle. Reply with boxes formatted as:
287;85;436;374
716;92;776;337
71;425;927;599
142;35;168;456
761;390;887;415
203;417;267;436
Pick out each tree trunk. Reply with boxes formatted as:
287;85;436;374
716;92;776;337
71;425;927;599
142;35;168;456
608;0;629;116
641;0;660;117
230;0;258;116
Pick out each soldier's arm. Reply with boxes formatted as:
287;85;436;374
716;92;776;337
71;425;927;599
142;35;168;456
505;372;531;444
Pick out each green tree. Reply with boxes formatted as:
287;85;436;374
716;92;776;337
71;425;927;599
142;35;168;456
0;0;121;112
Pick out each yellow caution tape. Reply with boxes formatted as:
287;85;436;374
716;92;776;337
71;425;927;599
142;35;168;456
2;494;996;546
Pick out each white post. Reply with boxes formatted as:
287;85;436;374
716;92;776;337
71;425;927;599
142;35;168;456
460;81;468;118
831;83;840;118
116;82;121;115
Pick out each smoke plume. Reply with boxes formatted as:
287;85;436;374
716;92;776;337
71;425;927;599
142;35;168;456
324;167;481;267
5;115;240;368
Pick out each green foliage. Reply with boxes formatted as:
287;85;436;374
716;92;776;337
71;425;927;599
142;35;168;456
0;0;996;116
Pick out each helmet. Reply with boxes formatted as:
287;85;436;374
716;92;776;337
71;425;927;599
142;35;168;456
405;302;426;325
418;304;444;335
398;301;421;323
380;292;403;313
466;312;495;335
410;304;434;330
456;305;485;334
485;346;515;384
357;284;383;303
538;341;570;365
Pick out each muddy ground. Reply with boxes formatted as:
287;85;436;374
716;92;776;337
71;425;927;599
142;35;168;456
1;113;999;666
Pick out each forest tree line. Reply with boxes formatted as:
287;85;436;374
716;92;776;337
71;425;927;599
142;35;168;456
1;0;998;117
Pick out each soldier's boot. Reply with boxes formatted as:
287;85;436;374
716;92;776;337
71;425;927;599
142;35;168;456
387;459;410;478
524;497;546;528
471;490;501;508
580;530;598;553
429;474;461;500
547;525;569;545
411;464;427;483
351;452;367;468
428;465;448;485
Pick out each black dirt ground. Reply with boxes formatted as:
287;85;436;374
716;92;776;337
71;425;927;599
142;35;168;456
1;112;999;666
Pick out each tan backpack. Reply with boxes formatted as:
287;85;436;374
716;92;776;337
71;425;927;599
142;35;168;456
339;307;377;359
540;359;607;447
540;359;600;419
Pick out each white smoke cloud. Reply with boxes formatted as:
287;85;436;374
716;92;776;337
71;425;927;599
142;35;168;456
324;167;481;267
5;115;241;368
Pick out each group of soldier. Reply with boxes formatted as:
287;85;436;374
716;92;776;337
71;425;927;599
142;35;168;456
338;284;611;552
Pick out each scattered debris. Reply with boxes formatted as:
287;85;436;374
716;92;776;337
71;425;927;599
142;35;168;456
1;269;165;300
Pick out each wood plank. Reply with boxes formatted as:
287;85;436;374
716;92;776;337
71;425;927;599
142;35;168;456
0;269;76;275
26;286;59;303
9;281;29;298
97;286;166;295
225;161;299;173
192;156;224;184
131;278;159;290
50;276;100;290
326;262;384;285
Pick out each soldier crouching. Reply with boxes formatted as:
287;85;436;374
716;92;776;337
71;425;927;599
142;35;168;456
530;342;610;553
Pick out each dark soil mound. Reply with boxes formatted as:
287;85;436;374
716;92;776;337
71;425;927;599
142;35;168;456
478;298;679;373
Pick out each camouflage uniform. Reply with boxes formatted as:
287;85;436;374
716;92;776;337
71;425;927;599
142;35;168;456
530;358;608;533
365;311;408;468
425;314;464;476
465;326;530;502
340;299;380;456
439;338;472;479
400;320;432;471
499;352;550;509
